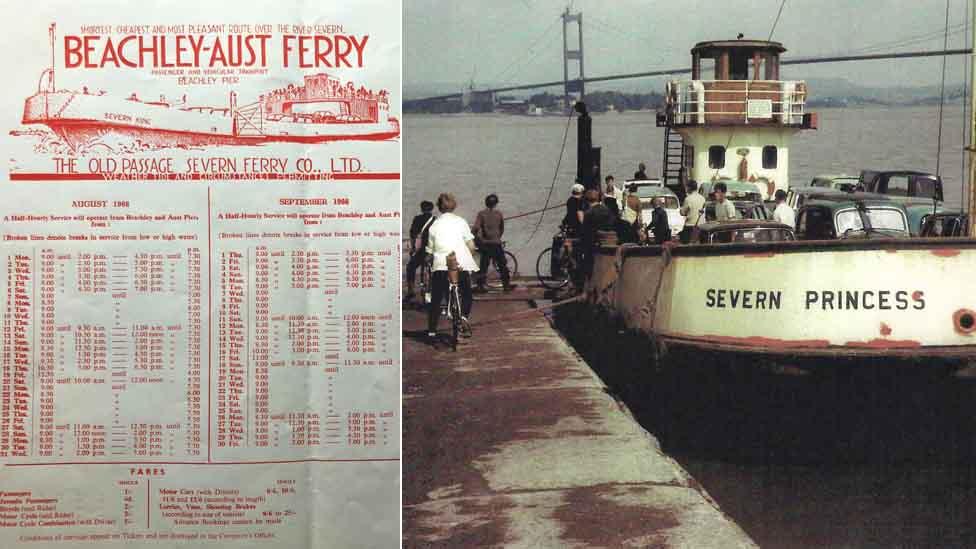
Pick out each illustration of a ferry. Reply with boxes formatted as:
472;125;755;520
21;28;399;151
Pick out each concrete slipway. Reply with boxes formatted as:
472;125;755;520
402;285;756;548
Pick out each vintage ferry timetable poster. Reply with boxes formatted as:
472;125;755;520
0;0;401;547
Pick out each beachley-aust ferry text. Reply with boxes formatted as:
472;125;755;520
64;33;369;69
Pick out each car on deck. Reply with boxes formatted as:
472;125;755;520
795;195;911;240
810;174;860;193
921;211;970;237
633;185;685;237
694;219;796;244
859;170;944;202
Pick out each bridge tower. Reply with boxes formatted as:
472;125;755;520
562;8;585;109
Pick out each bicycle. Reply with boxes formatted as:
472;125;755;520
536;230;578;290
473;240;519;290
442;253;469;351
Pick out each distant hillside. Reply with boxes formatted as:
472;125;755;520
404;76;969;107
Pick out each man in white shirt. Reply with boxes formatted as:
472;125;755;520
604;175;623;210
679;179;706;243
772;189;795;228
713;182;738;221
425;193;478;339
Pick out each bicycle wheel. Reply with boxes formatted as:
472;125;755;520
449;287;462;351
536;247;570;290
505;251;519;281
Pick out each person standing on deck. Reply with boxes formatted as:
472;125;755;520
473;194;515;293
577;189;613;292
649;197;671;244
603;176;621;218
425;193;478;340
563;183;586;237
679;180;706;243
633;162;649;181
713;182;738;221
405;200;436;300
772;189;796;228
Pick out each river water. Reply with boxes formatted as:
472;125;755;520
404;104;968;274
404;104;976;548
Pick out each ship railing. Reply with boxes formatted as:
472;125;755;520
665;79;807;126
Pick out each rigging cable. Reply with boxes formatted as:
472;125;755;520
937;0;951;177
964;0;971;205
518;109;575;250
767;0;787;42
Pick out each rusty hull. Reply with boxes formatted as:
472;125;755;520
402;293;755;548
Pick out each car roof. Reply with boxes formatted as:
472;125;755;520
801;195;910;210
627;179;663;186
698;219;792;232
635;186;677;197
811;174;858;181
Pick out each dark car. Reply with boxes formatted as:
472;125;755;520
859;170;944;202
795;195;911;240
695;220;795;244
921;211;970;237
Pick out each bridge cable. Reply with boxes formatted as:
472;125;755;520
937;0;951;178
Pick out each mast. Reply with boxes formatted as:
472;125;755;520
969;0;976;235
48;23;55;92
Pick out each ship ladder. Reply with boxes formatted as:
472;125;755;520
233;101;264;137
662;126;685;189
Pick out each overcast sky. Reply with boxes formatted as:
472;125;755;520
405;0;973;97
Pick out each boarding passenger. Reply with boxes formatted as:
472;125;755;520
425;193;478;340
772;189;796;228
577;189;612;291
603;176;621;218
406;200;436;300
605;175;623;210
563;183;586;237
649;197;671;244
713;182;738;221
616;184;646;244
473;194;515;292
679;180;706;243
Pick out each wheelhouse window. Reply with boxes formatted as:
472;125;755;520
708;146;725;169
762;146;777;169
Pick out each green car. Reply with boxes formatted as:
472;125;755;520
795;194;912;240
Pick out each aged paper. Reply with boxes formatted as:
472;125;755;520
0;1;401;547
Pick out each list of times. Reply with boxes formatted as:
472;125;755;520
0;185;400;547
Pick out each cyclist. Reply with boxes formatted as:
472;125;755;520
473;193;516;293
405;200;436;301
425;193;478;340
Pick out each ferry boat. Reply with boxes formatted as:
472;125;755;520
20;30;399;151
579;39;976;370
